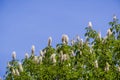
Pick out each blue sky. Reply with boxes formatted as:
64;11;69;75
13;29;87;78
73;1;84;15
0;0;120;77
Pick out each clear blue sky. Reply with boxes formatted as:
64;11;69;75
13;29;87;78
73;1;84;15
0;0;120;77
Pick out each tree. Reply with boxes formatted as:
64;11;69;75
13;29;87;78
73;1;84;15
4;16;120;80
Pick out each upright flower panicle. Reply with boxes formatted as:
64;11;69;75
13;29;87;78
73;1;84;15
107;29;112;36
53;58;56;63
65;35;69;44
85;37;89;45
48;37;52;46
118;66;120;72
102;36;107;44
18;62;23;72
60;51;63;62
31;45;35;56
33;56;38;63
25;53;29;59
88;21;92;28
62;54;69;61
50;53;56;63
76;35;80;41
62;34;69;44
38;56;42;64
12;68;15;75
90;48;93;54
98;32;101;39
71;40;75;46
71;50;75;56
12;51;16;60
40;50;44;57
113;15;117;21
105;62;110;72
43;50;46;55
15;69;19;76
7;62;11;68
94;60;98;68
80;39;83;46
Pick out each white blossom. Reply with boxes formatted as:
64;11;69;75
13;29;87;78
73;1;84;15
12;51;16;60
62;35;66;43
62;54;69;61
107;29;112;36
90;48;93;54
33;56;38;63
62;34;69;44
88;21;92;28
60;51;63;61
48;37;52;46
18;62;23;72
40;50;44;57
62;40;66;44
38;56;43;64
15;69;19;76
25;53;29;59
12;68;15;75
60;51;69;62
104;62;110;72
98;32;101;39
71;50;75;56
102;36;107;44
80;39;83;46
71;40;75;46
85;37;89;45
50;54;56;63
80;51;82;55
31;45;35;56
94;60;98;68
43;50;46;55
7;62;11;68
76;35;80;41
53;58;56;63
118;66;120;72
113;15;117;21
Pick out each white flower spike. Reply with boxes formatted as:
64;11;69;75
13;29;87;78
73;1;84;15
31;45;35;56
62;34;69;44
118;66;120;72
38;56;43;64
12;68;15;75
25;53;29;59
33;56;38;63
71;40;75;46
15;69;19;76
18;62;23;72
105;62;110;72
98;32;101;40
94;60;98;68
63;54;69;61
76;35;80;41
80;39;83;46
7;62;11;68
48;37;52;46
50;54;56;63
113;15;117;21
88;21;92;28
107;29;112;36
40;50;44;57
12;51;16;60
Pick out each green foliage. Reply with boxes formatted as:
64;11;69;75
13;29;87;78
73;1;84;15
4;16;120;80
